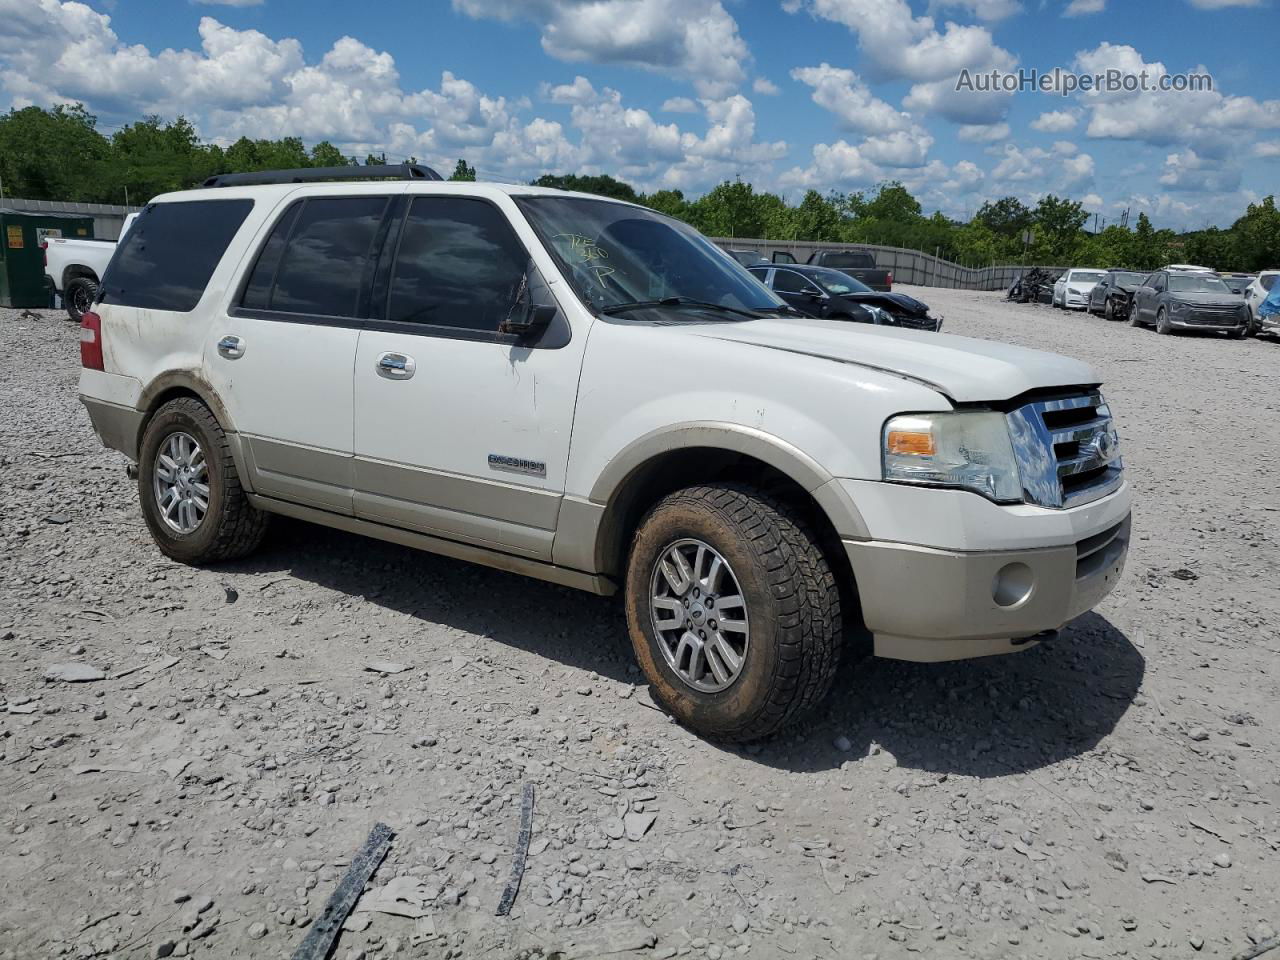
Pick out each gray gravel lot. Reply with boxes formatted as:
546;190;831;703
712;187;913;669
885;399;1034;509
1;290;1278;960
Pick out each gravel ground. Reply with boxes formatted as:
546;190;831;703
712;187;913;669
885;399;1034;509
1;290;1278;960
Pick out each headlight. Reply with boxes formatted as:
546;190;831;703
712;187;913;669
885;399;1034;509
1169;299;1192;316
865;305;892;324
883;412;1022;503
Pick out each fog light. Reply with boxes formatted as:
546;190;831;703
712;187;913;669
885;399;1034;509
993;563;1034;608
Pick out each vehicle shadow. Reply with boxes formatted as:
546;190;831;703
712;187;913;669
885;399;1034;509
735;611;1144;777
225;520;1142;778
221;517;634;683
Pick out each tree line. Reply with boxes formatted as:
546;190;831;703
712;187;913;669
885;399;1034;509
2;104;1276;272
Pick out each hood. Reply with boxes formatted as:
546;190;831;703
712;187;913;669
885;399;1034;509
1067;282;1100;293
1170;292;1242;307
843;291;930;316
683;317;1097;403
1114;283;1140;294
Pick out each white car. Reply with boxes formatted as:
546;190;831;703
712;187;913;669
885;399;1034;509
77;165;1131;741
1244;271;1279;335
1052;269;1108;310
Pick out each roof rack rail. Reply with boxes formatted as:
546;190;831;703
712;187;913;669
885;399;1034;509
201;163;444;188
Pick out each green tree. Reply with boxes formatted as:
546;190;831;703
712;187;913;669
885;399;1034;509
863;181;922;223
688;179;766;238
1031;195;1090;262
0;104;110;202
1232;196;1280;271
309;141;352;167
640;188;690;220
449;159;477;181
975;197;1034;241
532;173;639;203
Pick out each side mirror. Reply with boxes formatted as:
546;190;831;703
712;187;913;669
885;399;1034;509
501;301;556;338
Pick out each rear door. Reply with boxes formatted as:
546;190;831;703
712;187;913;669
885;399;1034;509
351;194;586;561
208;193;397;515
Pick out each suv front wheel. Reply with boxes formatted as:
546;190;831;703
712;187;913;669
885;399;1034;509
138;397;269;564
624;484;842;741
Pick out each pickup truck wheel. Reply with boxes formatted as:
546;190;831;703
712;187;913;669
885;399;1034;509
65;277;98;323
138;398;269;564
624;484;841;742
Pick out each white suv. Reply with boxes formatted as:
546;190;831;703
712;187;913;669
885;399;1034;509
78;165;1131;740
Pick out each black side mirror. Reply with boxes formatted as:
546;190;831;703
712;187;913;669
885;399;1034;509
501;301;556;338
500;267;557;338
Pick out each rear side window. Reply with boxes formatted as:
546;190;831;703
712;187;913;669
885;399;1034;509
252;197;389;318
387;197;528;331
1263;275;1277;292
100;199;253;312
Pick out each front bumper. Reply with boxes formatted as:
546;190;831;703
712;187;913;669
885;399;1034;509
1169;318;1248;332
1261;312;1280;332
1063;294;1090;309
844;514;1131;663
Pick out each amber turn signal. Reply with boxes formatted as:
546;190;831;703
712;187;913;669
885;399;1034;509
886;429;936;456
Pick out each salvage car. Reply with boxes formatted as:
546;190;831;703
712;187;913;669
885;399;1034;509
78;165;1130;741
1087;269;1148;321
770;249;894;291
1244;271;1278;335
1052;269;1107;310
748;263;941;331
1128;269;1250;336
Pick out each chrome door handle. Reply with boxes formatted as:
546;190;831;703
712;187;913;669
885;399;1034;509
376;352;416;380
216;335;245;360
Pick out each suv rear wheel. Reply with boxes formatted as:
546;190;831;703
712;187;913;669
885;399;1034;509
624;484;842;741
138;397;269;564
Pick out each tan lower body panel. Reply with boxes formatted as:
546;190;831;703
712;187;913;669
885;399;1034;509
248;494;616;597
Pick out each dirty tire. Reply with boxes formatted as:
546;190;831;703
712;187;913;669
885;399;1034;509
1104;299;1116;321
624;484;841;742
138;397;269;564
1128;302;1143;327
65;277;98;323
1155;308;1173;335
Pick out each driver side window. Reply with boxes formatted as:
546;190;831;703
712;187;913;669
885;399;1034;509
773;270;816;295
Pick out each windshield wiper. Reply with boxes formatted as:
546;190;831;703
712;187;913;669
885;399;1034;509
600;297;767;321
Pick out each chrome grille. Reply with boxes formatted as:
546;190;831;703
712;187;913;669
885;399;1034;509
1007;391;1123;509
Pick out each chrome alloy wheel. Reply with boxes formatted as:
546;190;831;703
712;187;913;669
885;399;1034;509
649;539;750;693
152;431;209;534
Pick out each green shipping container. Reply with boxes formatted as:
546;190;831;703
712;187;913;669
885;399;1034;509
0;210;96;308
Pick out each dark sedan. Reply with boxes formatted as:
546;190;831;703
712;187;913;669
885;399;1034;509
1129;270;1250;336
748;264;941;331
1087;270;1148;321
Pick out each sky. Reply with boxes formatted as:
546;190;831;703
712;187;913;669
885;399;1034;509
1;0;1276;230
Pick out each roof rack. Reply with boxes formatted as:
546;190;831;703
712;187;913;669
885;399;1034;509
202;164;443;188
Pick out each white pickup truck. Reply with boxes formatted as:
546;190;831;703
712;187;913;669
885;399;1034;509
76;167;1131;741
43;212;136;321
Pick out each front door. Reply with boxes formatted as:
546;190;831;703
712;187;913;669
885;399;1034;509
208;194;396;515
770;268;828;317
352;195;587;561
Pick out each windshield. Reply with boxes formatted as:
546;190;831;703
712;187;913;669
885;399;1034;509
1113;272;1146;286
1169;274;1230;294
1070;271;1106;283
808;267;872;294
516;196;785;314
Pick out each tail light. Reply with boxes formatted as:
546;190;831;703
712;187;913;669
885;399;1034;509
80;311;104;370
887;272;894;289
41;241;48;267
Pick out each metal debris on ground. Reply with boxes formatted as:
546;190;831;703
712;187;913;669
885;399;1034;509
496;782;535;917
289;822;394;960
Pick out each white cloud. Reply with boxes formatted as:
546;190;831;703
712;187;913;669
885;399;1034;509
1031;110;1079;132
938;0;1022;19
1255;141;1280;159
661;96;699;113
790;63;913;135
1073;43;1280;155
1158;148;1241;192
753;77;780;96
786;0;1017;123
452;0;750;97
1063;0;1105;16
957;122;1009;142
543;75;596;105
